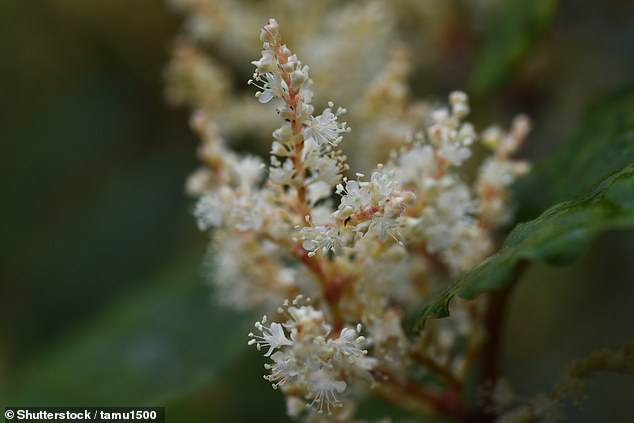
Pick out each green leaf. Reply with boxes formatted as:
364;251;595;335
414;87;634;327
516;86;634;220
468;0;558;95
7;259;248;405
416;163;634;326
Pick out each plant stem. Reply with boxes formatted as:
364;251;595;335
480;260;529;384
462;260;530;423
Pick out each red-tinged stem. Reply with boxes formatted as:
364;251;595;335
263;38;310;218
293;246;349;326
373;368;467;420
294;246;326;280
432;148;446;179
462;261;530;423
480;260;528;385
409;350;462;391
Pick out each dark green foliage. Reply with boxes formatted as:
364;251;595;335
468;0;558;95
515;87;634;220
7;260;248;405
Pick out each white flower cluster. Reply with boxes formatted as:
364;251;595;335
166;0;508;174
249;19;350;202
187;18;531;421
248;299;375;415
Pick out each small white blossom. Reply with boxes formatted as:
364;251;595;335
266;350;300;389
367;213;405;243
337;179;371;211
193;189;232;229
306;180;332;204
185;167;212;196
336;168;399;213
303;144;344;187
249;319;294;357
230;192;265;232
269;156;296;186
329;327;368;360
251;50;276;73
286;304;326;328
393;143;436;183
298;225;345;257
307;369;347;414
303;104;350;147
252;71;288;103
234;156;265;189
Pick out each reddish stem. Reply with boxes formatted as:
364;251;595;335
373;368;467;420
293;246;350;326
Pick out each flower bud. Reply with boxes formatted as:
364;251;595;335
260;18;280;43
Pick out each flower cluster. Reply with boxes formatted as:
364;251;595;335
248;18;350;201
166;0;504;173
248;298;375;415
188;18;530;421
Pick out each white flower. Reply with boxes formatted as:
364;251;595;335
230;192;265;232
303;104;349;147
449;90;469;118
251;50;276;73
479;158;530;189
438;135;472;166
367;213;404;243
258;18;280;43
286;305;327;333
337;168;400;214
193;189;232;229
269;156;295;186
427;93;477;167
370;168;399;201
299;225;345;257
307;369;347;414
306;180;332;204
329;326;369;361
185;167;212;196
250;71;288;103
249;318;294;357
234;156;265;189
301;133;345;188
435;182;477;220
337;179;371;211
209;233;293;311
290;64;311;92
394;144;436;183
482;125;503;150
265;350;300;389
272;123;293;146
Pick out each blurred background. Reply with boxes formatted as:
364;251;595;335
0;0;632;421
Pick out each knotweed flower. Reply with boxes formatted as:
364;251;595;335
187;17;530;421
